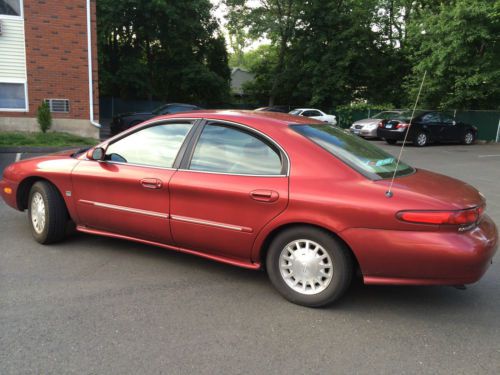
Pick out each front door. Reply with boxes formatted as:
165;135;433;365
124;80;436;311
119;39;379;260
439;114;460;141
72;121;194;244
169;122;289;262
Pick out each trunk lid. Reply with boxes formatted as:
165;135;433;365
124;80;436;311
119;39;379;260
376;169;484;210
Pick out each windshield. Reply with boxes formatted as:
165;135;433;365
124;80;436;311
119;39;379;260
292;124;414;179
289;109;301;115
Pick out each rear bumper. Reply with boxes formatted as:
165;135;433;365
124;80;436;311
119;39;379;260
341;215;498;285
350;127;378;138
377;128;407;140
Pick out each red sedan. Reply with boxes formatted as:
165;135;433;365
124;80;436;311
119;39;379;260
1;111;497;307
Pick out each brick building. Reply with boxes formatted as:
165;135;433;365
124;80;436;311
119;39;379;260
0;0;99;137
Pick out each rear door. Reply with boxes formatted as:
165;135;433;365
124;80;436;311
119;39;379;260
72;120;195;244
169;121;289;262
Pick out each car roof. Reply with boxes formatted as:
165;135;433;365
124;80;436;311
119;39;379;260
293;108;321;111
153;109;318;128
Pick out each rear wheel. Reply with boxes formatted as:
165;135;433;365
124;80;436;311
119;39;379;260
266;226;353;307
28;181;69;244
413;131;428;147
462;130;475;145
385;139;397;145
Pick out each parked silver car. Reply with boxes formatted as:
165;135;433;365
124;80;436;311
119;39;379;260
350;111;404;138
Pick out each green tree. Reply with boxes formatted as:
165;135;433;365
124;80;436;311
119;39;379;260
224;0;303;105
97;0;231;104
405;0;500;109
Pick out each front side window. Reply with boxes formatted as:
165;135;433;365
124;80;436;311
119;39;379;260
0;82;26;110
189;124;283;175
441;114;455;125
293;124;414;179
105;123;193;168
0;0;21;16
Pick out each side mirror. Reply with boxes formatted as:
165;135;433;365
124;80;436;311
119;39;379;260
86;147;105;161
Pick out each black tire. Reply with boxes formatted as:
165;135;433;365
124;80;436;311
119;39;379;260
266;226;353;307
385;139;397;145
28;181;69;244
413;131;428;147
462;130;475;145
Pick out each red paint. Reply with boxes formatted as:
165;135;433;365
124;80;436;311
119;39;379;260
0;111;497;287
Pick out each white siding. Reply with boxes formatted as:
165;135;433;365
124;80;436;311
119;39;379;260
0;17;27;80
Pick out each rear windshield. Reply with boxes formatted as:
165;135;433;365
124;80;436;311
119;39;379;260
292;124;415;179
392;110;425;121
373;111;400;120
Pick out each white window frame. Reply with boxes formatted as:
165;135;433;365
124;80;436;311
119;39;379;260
0;0;24;20
0;77;29;112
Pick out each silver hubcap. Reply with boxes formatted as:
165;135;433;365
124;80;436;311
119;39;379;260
30;192;46;234
465;132;473;144
417;133;427;146
279;239;333;295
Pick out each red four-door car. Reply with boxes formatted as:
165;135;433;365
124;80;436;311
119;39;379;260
0;111;497;307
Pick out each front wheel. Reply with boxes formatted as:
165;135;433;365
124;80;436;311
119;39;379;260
28;181;69;244
266;226;353;307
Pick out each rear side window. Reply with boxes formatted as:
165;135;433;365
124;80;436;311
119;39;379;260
189;124;283;175
292;124;414;179
105;123;193;168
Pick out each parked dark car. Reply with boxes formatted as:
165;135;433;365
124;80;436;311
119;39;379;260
110;103;202;135
377;111;477;147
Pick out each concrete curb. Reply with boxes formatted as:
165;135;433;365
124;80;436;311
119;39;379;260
0;146;90;154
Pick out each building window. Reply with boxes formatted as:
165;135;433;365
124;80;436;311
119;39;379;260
0;81;27;110
45;99;70;113
0;0;22;17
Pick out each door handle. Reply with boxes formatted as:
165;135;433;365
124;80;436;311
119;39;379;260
141;178;163;189
250;189;279;203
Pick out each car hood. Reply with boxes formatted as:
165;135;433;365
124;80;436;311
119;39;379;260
376;169;484;210
353;118;379;126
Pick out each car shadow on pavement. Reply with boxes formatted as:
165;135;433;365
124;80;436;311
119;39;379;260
59;232;493;317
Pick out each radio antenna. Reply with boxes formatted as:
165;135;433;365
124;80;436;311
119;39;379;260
385;71;427;198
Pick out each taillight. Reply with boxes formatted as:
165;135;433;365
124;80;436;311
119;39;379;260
396;123;409;129
397;206;485;226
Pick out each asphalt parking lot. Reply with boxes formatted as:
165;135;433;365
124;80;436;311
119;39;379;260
1;141;499;374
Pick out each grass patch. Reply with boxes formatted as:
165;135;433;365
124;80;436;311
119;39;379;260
0;131;98;147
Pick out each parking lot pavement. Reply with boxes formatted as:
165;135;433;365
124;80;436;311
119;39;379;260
1;144;499;374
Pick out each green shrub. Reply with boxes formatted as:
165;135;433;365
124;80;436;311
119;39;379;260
37;101;52;133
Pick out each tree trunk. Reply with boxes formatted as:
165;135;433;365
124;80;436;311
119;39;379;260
269;38;287;106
